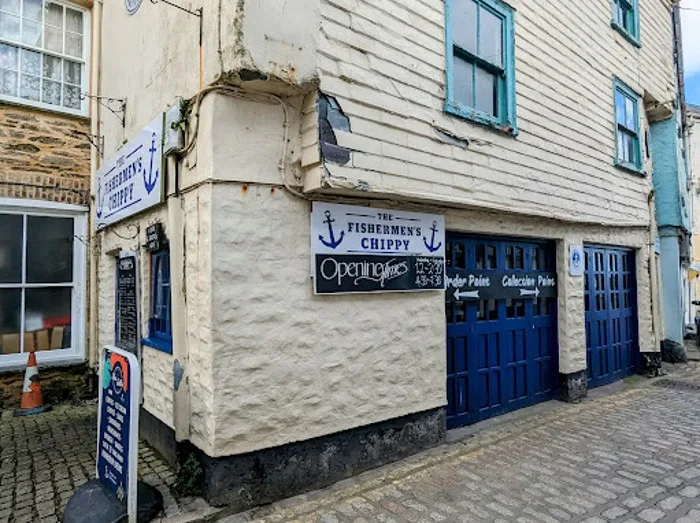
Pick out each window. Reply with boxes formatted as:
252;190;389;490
0;0;88;115
143;249;172;353
0;199;86;369
444;0;516;134
611;0;640;46
614;79;643;173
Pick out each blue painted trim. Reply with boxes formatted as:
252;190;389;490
613;77;643;174
610;0;641;47
142;336;173;354
444;0;517;136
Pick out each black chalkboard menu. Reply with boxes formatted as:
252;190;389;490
116;255;139;354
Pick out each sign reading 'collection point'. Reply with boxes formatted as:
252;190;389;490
311;202;446;294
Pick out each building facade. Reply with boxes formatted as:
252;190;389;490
0;0;94;407
95;0;678;509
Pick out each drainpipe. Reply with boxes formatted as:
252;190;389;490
88;0;103;370
648;190;663;350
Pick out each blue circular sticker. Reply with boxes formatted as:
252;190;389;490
125;0;142;15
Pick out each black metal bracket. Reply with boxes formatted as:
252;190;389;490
72;130;105;157
81;93;126;127
150;0;202;18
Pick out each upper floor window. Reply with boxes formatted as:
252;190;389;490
0;0;88;116
143;248;172;354
612;0;640;46
614;78;643;174
444;0;517;134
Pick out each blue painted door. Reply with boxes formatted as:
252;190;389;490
445;235;558;429
585;246;638;388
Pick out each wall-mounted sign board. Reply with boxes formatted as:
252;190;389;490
95;115;164;230
446;272;557;301
569;244;584;277
311;202;446;294
116;253;140;355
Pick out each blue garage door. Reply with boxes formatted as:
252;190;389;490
445;235;559;429
585;246;638;388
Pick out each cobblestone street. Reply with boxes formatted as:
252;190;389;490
218;366;700;523
0;402;216;523
5;368;700;522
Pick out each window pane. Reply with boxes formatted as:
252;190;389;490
65;8;81;33
41;77;59;104
20;47;39;74
25;287;71;350
23;0;41;20
44;2;62;27
619;132;633;163
44;25;61;52
625;97;636;130
615;90;625;125
43;53;60;79
480;7;503;67
0;0;20;15
0;43;18;70
63;59;79;84
21;18;41;46
20;73;38;100
63;84;79;109
453;56;474;108
475;66;497;116
26;216;73;283
0;289;21;354
0;12;20;40
627;132;637;164
0;68;17;95
0;213;23;283
65;32;81;57
452;0;477;54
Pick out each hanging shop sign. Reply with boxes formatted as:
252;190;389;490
95;115;164;230
446;271;557;301
145;222;166;253
569;244;585;277
116;253;140;355
97;345;141;522
311;202;446;294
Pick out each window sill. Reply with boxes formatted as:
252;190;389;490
444;101;518;136
0;96;89;121
615;160;645;177
141;336;173;354
611;21;641;48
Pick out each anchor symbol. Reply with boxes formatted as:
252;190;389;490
423;221;442;253
143;132;159;194
319;210;345;249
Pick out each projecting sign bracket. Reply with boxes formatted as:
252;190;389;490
150;0;202;18
71;130;105;157
81;93;127;127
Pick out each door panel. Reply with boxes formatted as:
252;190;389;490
585;246;638;388
446;235;558;429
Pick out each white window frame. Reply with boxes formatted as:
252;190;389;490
0;197;87;371
0;0;90;117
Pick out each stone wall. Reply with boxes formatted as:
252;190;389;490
0;104;91;205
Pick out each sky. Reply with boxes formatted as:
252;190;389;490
683;0;700;106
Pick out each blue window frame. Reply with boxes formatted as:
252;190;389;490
142;249;172;353
613;79;643;174
611;0;640;47
444;0;517;134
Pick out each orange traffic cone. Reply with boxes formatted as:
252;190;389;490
14;352;52;416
